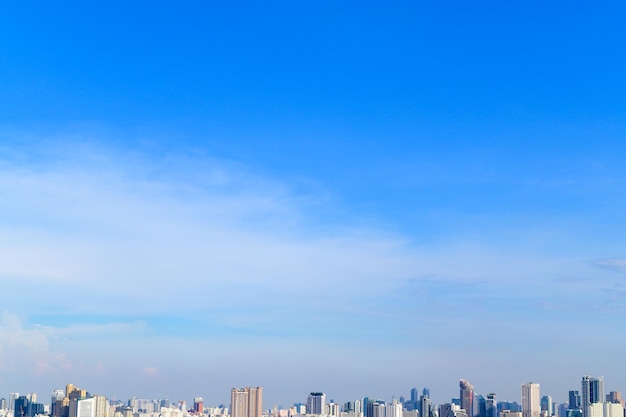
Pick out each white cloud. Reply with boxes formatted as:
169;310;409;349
0;312;71;374
0;138;614;321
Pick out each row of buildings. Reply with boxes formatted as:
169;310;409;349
0;376;623;417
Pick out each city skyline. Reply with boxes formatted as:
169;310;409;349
0;375;620;413
2;0;626;409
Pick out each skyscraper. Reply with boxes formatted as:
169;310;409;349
582;376;604;417
522;383;541;417
486;394;497;417
307;393;326;415
366;401;385;417
9;394;20;412
460;380;474;417
420;395;432;417
569;392;581;411
542;397;553;416
231;388;263;417
194;398;204;414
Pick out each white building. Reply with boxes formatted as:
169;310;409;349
588;403;623;417
522;383;541;417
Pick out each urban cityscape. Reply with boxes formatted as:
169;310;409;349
0;377;621;417
2;7;626;417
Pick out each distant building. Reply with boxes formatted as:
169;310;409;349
582;377;604;417
194;398;204;414
10;394;20;412
307;394;326;415
486;394;497;417
441;404;468;417
231;387;262;417
569;392;581;411
522;383;541;417
588;403;623;417
541;397;553;416
420;395;432;417
605;393;622;406
386;400;402;417
366;400;385;417
460;380;474;417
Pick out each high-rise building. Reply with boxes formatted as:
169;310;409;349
15;396;30;417
440;404;468;417
588;403;623;417
420;395;432;417
486;394;497;417
542;397;553;416
51;390;65;417
569;392;581;411
409;389;419;411
475;395;485;417
522;383;541;417
231;387;263;417
386;400;402;417
70;397;109;417
366;401;385;417
582;376;604;417
460;380;474;417
0;398;7;410
10;394;20;412
307;393;326;415
606;392;623;406
194;398;204;414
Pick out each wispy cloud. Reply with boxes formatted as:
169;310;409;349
591;258;626;275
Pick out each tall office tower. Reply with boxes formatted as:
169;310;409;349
486;394;497;417
15;396;30;417
460;380;474;417
355;400;362;416
420;395;432;417
522;383;541;417
423;389;430;399
386;399;402;417
411;389;419;411
0;398;7;410
194;398;204;414
569;392;581;411
541;397;553;416
10;394;20;412
475;395;485;417
366;400;385;417
54;397;70;417
231;388;263;417
582;376;604;417
51;390;65;417
307;393;326;415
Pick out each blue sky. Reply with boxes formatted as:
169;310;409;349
1;0;626;409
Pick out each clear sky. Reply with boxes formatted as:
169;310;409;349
1;0;626;409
